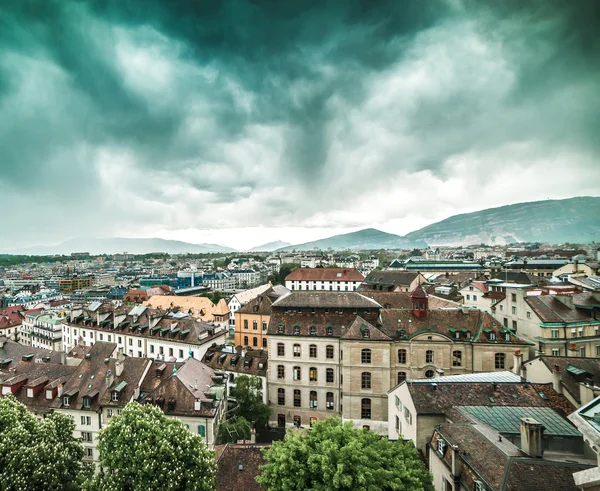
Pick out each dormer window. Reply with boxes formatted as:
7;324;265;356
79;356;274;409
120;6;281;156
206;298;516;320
310;326;317;336
111;391;119;402
326;325;333;336
437;438;447;455
294;326;300;336
278;324;284;334
63;396;70;407
83;397;91;409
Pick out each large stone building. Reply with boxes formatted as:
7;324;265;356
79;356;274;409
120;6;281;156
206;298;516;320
266;287;532;434
285;268;365;292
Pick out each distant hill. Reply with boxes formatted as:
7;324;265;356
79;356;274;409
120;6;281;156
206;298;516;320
1;237;237;255
277;228;426;252
248;241;291;252
405;197;600;246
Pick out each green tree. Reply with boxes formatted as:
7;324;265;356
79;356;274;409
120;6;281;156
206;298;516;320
91;402;215;491
256;418;433;491
269;263;301;285
0;394;90;491
230;375;270;428
217;415;252;444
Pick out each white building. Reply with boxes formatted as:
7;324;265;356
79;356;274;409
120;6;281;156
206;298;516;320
284;268;365;292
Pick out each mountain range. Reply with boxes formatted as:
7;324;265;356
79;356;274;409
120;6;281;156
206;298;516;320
1;197;597;255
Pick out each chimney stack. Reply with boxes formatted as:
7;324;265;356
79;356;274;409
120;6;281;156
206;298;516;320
450;444;461;489
552;364;563;394
520;418;545;458
115;360;124;377
513;349;523;375
579;382;595;407
105;369;114;388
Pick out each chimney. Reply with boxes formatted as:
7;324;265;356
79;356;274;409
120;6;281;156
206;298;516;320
520;418;545;458
116;349;125;363
513;349;523;375
105;369;114;388
115;360;124;377
57;383;63;397
60;351;67;366
450;444;461;488
552;365;563;394
579;382;595;407
194;399;201;411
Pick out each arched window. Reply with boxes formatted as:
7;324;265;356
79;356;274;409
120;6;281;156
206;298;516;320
326;392;334;410
309;367;318;382
326;345;334;359
309;391;318;409
252;320;258;330
326;368;334;383
310;325;317;336
293;366;301;381
398;349;407;364
243;336;248;346
277;365;285;379
425;350;434;364
361;349;371;364
495;353;506;369
277;323;285;334
277;343;285;356
293;389;301;407
452;351;462;367
361;398;371;419
398;371;407;384
361;372;371;389
326;325;333;336
309;344;317;358
293;325;300;335
277;388;285;405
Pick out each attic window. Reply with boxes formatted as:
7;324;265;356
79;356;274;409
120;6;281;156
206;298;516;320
277;324;284;334
63;396;70;407
310;326;317;336
326;325;333;336
83;397;91;408
294;326;300;336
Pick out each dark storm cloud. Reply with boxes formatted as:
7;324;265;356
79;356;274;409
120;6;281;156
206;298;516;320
0;0;599;248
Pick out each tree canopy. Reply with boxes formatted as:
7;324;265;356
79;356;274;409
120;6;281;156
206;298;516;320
91;402;215;491
256;418;433;491
230;375;270;428
0;395;90;491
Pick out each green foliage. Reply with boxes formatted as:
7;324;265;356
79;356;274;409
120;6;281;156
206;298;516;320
201;291;225;304
217;416;251;444
0;395;90;491
268;263;301;285
90;402;215;491
230;375;270;428
256;418;433;491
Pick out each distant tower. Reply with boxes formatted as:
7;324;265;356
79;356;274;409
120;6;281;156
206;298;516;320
411;284;429;319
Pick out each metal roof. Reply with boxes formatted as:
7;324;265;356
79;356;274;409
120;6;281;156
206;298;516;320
459;406;580;437
408;371;521;384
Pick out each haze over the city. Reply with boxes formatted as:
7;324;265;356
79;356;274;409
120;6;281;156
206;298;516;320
1;1;599;250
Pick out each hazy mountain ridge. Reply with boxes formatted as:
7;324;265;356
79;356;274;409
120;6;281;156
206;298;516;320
276;228;427;252
1;237;236;255
405;197;600;246
248;241;292;252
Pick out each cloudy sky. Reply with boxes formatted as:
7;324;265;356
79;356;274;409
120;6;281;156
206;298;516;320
1;0;599;250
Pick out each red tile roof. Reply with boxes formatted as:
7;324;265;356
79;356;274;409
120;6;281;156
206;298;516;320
285;268;364;282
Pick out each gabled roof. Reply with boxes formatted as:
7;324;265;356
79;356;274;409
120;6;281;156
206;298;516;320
285;268;364;282
526;296;594;324
230;284;272;305
360;271;420;288
536;356;600;404
213;298;230;316
215;444;267;491
342;317;391;341
272;291;381;309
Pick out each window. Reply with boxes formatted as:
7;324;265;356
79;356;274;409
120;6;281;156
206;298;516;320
398;371;407;384
309;391;317;409
86;448;93;458
80;416;91;426
310;325;317;336
277;343;285;356
361;398;371;419
81;432;93;442
512;306;517;314
425;350;434;364
244;336;248;346
309;345;317;358
310;417;318;427
578;328;584;338
527;311;531;319
466;294;470;300
294;389;301;407
293;415;301;427
425;370;435;378
253;337;258;347
128;338;132;346
473;295;477;301
244;320;248;329
512;320;517;330
293;325;300;335
293;366;301;381
326;392;334;410
262;321;267;331
150;344;155;354
551;329;559;339
277;365;285;379
293;344;301;357
489;332;496;341
511;293;517;302
361;349;371;364
495;353;506;369
361;372;371;389
253;320;258;330
597;345;600;357
309;367;318;382
580;347;586;357
107;409;113;418
552;348;560;356
326;345;334;359
397;349;407;364
278;324;284;334
404;406;413;425
500;305;504;311
326;325;333;336
198;425;206;437
277;388;285;405
326;368;334;383
452;351;462;367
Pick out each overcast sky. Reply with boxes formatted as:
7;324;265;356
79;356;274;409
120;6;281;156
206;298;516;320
1;0;599;250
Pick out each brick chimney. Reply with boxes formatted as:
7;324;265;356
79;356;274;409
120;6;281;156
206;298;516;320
520;418;545;458
552;364;563;394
